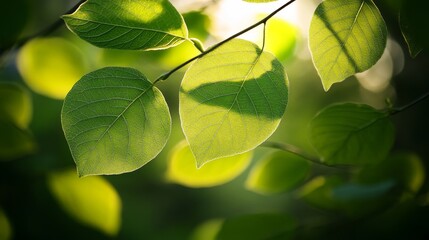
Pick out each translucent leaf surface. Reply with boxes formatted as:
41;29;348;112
310;103;394;165
263;19;298;62
216;214;295;240
309;0;387;90
246;151;310;195
47;169;121;236
0;83;32;129
180;39;288;166
63;0;188;50
62;67;171;176
0;208;12;240
166;141;252;188
17;38;88;99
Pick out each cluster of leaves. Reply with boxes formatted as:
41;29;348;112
1;0;428;238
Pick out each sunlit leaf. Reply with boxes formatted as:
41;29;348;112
309;103;394;165
216;213;295;240
246;151;310;195
17;37;88;99
0;119;36;160
47;169;121;235
190;219;223;240
61;67;171;176
357;152;425;194
63;0;188;50
180;39;288;166
0;82;32;129
399;0;427;57
309;0;387;90
263;18;298;62
166;141;252;188
0;208;12;240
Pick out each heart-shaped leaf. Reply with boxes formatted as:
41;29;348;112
63;0;188;50
180;39;288;166
309;0;387;90
62;67;171;176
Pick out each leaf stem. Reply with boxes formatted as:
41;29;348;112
389;91;429;115
0;0;86;57
153;0;297;84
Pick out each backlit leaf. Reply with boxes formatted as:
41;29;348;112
61;67;171;176
246;151;310;195
190;219;223;240
309;0;387;90
166;141;252;188
47;169;121;236
399;0;427;57
180;39;288;166
17;37;88;99
63;0;188;50
309;103;394;165
0;208;12;240
216;213;295;240
263;19;299;62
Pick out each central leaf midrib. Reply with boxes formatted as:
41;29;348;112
65;17;186;39
200;50;263;158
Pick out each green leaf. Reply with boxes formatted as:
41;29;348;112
246;151;310;195
263;18;299;62
61;67;171;176
309;0;387;91
63;0;188;50
180;39;288;166
0;82;32;129
190;219;223;240
0;119;36;160
0;208;12;240
357;152;425;194
166;141;252;188
17;37;89;99
47;169;121;236
332;180;395;201
216;213;295;240
309;103;394;165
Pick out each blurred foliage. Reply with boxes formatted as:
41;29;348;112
0;0;428;239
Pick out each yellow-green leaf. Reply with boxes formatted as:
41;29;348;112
309;0;387;90
62;67;171;176
246;151;310;195
0;208;12;240
0;82;31;129
47;169;121;236
63;0;188;50
17;37;88;99
166;141;252;188
180;39;288;166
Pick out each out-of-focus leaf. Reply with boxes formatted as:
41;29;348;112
62;67;171;176
17;37;88;99
0;83;32;129
0;208;12;240
63;0;188;50
190;219;223;240
264;18;299;62
332;180;395;201
180;39;288;166
166;141;252;188
309;0;387;90
298;176;344;211
47;169;121;236
310;103;394;165
246;151;310;195
216;213;295;240
0;119;36;160
358;152;425;194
